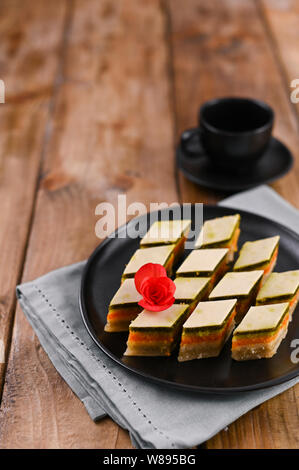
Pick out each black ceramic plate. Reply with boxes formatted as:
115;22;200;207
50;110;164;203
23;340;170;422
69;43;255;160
176;136;293;192
80;205;299;393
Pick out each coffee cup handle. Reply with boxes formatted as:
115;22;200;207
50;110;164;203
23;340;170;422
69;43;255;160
180;127;204;157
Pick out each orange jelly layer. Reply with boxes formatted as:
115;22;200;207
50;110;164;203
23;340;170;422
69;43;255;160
232;313;289;348
263;246;278;276
289;290;299;309
224;228;240;252
173;235;186;257
209;259;229;287
107;307;140;321
181;309;236;345
164;254;174;274
128;331;173;344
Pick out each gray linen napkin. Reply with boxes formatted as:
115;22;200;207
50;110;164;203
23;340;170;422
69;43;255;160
17;185;299;449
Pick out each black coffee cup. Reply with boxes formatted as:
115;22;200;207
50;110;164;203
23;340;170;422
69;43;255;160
181;97;274;171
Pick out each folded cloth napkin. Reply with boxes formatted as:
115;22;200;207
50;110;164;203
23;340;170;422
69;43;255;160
17;185;299;449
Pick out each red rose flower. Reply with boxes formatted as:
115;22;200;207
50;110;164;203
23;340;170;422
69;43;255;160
134;263;176;312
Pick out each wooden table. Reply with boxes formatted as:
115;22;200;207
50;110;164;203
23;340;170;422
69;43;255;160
0;0;299;449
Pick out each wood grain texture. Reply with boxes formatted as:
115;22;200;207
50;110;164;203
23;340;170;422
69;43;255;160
259;0;299;116
166;0;299;448
0;0;67;395
167;0;299;207
0;0;299;450
0;0;67;101
0;0;177;449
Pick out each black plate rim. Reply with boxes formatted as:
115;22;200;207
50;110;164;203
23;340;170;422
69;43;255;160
176;136;294;192
79;204;299;394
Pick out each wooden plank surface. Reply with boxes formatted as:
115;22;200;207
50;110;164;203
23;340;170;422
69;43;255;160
166;0;299;448
0;0;68;101
167;0;299;207
0;0;67;395
259;0;299;117
0;0;299;449
0;0;177;449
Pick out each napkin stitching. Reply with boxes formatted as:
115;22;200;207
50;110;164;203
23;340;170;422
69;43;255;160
33;284;176;448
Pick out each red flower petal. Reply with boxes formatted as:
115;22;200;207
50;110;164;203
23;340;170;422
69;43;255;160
138;297;175;312
135;267;176;312
143;278;167;303
134;263;167;294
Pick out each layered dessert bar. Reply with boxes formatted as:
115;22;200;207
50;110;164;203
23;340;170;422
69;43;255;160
194;214;240;263
140;220;191;259
209;271;263;323
121;244;178;282
232;303;290;360
174;277;211;314
176;248;229;289
104;279;142;332
233;236;279;284
256;270;299;319
124;303;189;356
178;299;237;361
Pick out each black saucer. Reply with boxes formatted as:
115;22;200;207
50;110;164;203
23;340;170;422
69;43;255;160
176;135;293;192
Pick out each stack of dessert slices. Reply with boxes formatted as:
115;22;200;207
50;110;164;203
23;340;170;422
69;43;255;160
106;219;192;333
104;215;299;362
